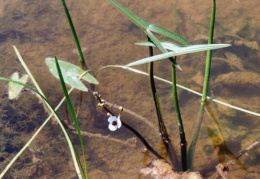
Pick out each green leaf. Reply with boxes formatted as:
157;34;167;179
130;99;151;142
126;44;231;66
148;24;190;45
107;0;189;46
107;0;188;70
144;30;182;70
61;0;88;71
54;56;88;177
8;72;29;99
136;41;182;51
108;0;149;30
45;58;98;92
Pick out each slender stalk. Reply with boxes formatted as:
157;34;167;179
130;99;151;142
55;57;88;179
187;0;216;169
93;92;163;160
98;65;260;117
60;0;88;70
0;79;83;179
13;46;83;178
61;0;91;121
171;60;187;171
147;37;180;170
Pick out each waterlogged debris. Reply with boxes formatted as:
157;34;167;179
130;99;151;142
140;159;203;179
8;72;29;100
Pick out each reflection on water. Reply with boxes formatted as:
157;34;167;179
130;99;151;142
0;0;259;178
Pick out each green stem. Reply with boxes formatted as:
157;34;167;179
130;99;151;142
60;0;88;70
147;37;180;170
187;0;216;169
0;78;84;179
55;57;88;179
171;60;187;171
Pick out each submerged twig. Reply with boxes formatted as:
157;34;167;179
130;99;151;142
213;140;260;179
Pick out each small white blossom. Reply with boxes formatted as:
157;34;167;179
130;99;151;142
108;116;122;131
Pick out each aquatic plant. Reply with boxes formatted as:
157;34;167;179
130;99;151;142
1;0;259;178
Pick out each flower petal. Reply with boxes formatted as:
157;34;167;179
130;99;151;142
108;116;117;123
108;123;118;131
117;117;122;129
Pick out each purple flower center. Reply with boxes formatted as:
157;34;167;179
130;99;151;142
111;121;117;126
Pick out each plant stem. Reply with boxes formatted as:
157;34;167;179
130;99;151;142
171;60;187;171
93;92;163;160
187;0;216;169
55;57;88;179
147;37;180;170
60;0;88;70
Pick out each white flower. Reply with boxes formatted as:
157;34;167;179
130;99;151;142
108;116;122;131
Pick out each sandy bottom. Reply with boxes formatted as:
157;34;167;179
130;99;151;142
0;0;259;178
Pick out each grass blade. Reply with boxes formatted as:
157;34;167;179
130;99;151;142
126;44;230;67
0;78;83;179
54;57;88;178
12;46;83;178
107;0;183;69
148;24;190;45
136;41;181;51
61;0;88;70
107;0;149;30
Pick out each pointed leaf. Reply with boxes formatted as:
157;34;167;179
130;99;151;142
148;24;190;45
45;58;98;91
108;0;183;70
145;29;182;70
8;72;29;99
136;41;182;51
108;0;149;30
126;44;231;66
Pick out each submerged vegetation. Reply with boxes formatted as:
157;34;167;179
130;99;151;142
0;0;259;178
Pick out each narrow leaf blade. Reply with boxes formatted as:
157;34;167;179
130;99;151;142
148;24;190;45
135;41;181;51
126;44;231;66
108;0;149;30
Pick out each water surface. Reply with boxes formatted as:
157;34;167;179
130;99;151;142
0;0;259;178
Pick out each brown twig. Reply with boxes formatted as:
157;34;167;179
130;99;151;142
93;91;164;160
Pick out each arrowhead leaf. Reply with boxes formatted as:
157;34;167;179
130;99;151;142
45;58;99;91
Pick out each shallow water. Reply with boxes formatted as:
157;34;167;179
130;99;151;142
0;0;259;178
